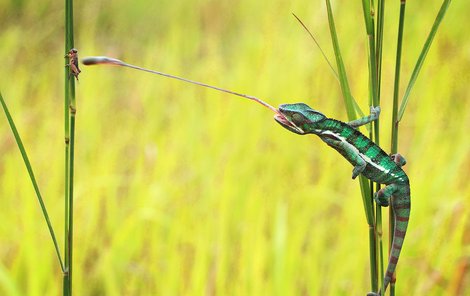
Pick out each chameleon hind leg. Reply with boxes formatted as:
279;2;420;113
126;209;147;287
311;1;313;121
374;183;400;206
321;136;366;179
347;106;381;128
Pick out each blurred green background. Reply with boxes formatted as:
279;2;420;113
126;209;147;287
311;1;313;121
0;0;469;295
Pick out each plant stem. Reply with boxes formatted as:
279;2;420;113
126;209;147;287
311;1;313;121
389;1;407;295
397;0;452;123
64;0;76;295
376;0;385;100
375;0;387;291
392;1;406;156
0;92;65;272
326;0;380;292
67;109;76;294
362;0;386;291
325;0;357;121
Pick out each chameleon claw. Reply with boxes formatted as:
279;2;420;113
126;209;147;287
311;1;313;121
351;163;366;179
374;191;389;207
391;153;406;167
370;106;381;118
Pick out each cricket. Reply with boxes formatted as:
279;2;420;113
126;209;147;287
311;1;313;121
65;48;81;81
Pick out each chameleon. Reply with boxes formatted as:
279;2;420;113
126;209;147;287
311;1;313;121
274;103;411;296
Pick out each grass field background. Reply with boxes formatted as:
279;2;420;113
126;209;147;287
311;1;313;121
0;0;469;295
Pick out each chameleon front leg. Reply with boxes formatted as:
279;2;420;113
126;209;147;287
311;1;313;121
347;106;380;128
321;136;366;179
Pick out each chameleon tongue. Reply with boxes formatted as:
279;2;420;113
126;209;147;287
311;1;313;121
82;56;305;133
82;56;290;118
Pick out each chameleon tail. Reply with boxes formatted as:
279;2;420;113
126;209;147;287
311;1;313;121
382;187;411;294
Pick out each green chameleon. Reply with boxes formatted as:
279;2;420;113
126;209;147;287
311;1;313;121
274;103;411;296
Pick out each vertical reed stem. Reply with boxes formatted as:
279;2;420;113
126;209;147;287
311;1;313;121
64;0;76;295
389;2;406;295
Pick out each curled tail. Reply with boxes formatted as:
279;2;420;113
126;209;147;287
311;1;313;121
368;184;411;296
383;192;411;292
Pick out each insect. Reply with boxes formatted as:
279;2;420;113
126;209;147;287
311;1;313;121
65;48;81;81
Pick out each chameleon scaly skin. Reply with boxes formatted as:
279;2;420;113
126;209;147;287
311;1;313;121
274;103;410;296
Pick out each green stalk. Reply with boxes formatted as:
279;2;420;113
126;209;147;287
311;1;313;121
397;0;452;122
325;0;377;291
324;0;374;222
0;92;65;272
292;13;366;118
375;0;385;290
362;0;386;292
391;2;406;167
375;0;385;100
64;0;76;294
375;1;387;291
325;0;357;120
389;2;406;295
66;110;76;295
391;1;451;294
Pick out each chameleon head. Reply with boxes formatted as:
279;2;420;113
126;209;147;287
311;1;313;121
274;103;326;135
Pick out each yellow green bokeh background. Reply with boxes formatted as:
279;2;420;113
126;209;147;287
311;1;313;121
0;0;468;295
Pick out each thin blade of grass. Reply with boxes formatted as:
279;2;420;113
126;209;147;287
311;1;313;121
292;13;339;80
324;0;356;120
0;91;65;272
376;0;385;100
361;0;373;35
397;0;452;122
361;0;379;108
325;3;377;292
325;0;375;221
292;13;366;118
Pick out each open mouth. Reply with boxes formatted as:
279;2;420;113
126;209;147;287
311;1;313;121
274;113;305;134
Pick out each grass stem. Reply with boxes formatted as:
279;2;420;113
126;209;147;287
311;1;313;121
389;2;407;294
397;0;452;122
64;0;76;294
0;92;65;271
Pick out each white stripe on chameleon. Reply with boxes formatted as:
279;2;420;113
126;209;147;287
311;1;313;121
318;130;401;178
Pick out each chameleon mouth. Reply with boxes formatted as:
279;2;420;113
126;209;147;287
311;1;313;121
274;113;305;134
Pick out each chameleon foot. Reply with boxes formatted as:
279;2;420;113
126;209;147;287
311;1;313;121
366;293;380;296
370;105;381;118
391;153;406;167
351;162;366;179
374;191;389;207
